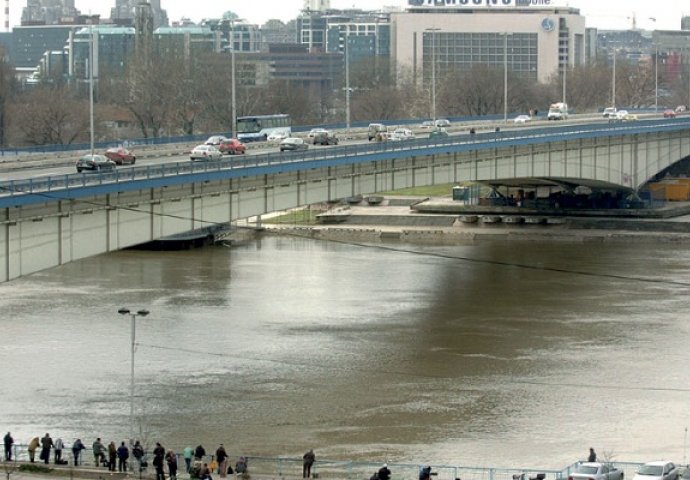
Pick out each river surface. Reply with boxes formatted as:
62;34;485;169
1;235;690;469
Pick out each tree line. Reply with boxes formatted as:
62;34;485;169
0;51;687;148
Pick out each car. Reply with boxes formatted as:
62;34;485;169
279;137;309;152
104;147;136;165
76;154;116;173
609;110;629;122
205;135;227;146
602;107;617;118
368;123;387;141
567;463;625;480
676;105;687;113
311;130;339;146
392;128;415;140
663;109;676;118
307;128;329;143
428;128;449;139
218;138;246;155
514;114;531;124
266;131;288;142
622;112;638;121
435;119;451;128
190;144;223;161
421;120;435;129
633;462;679;480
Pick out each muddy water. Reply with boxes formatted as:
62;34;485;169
1;236;689;468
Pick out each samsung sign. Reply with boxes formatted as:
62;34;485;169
407;0;553;7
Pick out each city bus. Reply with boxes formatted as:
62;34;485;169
236;114;292;142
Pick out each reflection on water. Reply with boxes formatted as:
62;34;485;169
1;236;690;468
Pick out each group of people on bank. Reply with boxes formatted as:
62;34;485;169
4;432;319;480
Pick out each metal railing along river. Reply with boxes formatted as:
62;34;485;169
2;444;649;480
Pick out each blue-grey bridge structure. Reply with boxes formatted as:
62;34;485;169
1;119;689;283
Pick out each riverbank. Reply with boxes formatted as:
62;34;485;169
257;196;690;244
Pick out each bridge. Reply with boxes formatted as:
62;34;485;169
1;118;689;283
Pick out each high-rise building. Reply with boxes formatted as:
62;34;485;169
111;0;168;29
682;16;690;31
21;0;80;25
303;0;330;12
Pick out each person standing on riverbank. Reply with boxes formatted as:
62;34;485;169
216;444;228;477
303;449;315;479
183;446;193;472
53;437;64;464
28;436;39;463
117;441;129;472
3;432;13;461
92;438;105;467
39;433;53;464
72;439;85;466
166;450;178;480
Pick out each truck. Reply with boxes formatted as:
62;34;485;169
547;102;568;120
567;463;625;480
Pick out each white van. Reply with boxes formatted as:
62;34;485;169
367;123;387;141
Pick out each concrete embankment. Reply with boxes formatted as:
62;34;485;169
260;197;690;245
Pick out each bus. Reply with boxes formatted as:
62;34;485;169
236;114;291;142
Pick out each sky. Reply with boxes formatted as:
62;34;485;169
6;0;689;31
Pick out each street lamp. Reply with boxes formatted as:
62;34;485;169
345;29;351;131
654;45;659;113
228;18;244;137
503;32;509;124
88;26;95;156
425;28;441;124
118;307;150;442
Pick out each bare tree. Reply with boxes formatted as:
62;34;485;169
0;58;16;147
8;85;92;145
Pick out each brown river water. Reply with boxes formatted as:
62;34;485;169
1;235;690;469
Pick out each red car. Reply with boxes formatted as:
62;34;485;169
218;138;246;155
663;109;676;118
104;147;136;165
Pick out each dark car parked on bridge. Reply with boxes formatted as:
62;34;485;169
76;154;116;173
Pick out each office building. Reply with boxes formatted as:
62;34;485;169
391;0;586;84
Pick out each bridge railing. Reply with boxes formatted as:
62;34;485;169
1;118;689;201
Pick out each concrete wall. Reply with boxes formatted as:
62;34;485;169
1;128;688;283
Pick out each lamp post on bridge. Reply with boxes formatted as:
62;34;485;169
425;28;441;125
118;307;150;443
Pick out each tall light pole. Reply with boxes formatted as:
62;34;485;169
345;29;351;131
654;45;659;113
88;26;95;156
118;307;150;442
612;49;617;108
229;19;243;137
504;32;509;124
425;28;441;124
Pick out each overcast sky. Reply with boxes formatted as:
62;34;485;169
7;0;689;31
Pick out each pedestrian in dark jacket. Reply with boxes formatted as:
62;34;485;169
72;439;85;466
166;450;178;480
215;444;228;477
3;432;13;461
117;442;129;472
40;433;53;464
153;452;166;480
588;448;596;462
378;464;391;480
302;449;315;478
132;440;145;471
194;445;206;460
108;441;117;471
